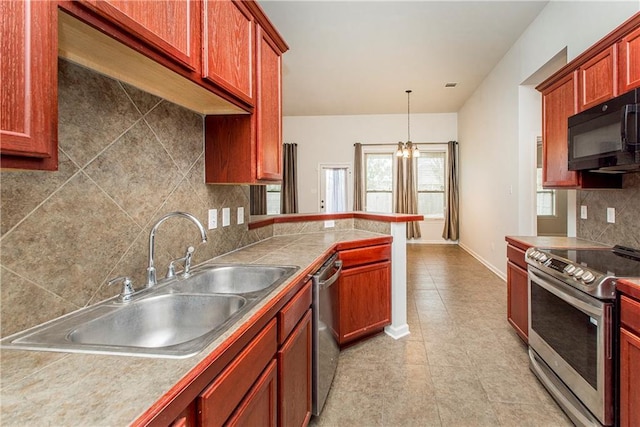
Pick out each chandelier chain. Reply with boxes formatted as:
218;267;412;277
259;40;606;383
406;89;411;142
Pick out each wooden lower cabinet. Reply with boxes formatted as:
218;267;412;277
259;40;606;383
170;402;197;427
277;310;312;427
619;294;640;427
167;281;312;427
507;260;528;342
227;360;278;427
505;238;532;343
337;261;391;346
619;327;640;427
199;319;277;427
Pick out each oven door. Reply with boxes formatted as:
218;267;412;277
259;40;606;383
528;267;613;426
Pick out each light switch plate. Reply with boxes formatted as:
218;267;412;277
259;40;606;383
237;207;244;225
208;209;217;229
580;205;587;219
606;207;615;224
222;208;230;227
324;220;335;228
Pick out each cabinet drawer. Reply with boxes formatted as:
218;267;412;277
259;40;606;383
199;318;277;427
278;280;312;345
507;244;528;271
339;244;391;269
621;295;640;336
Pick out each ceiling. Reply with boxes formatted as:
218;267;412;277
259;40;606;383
260;1;549;116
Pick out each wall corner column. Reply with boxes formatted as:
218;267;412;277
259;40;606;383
385;221;410;339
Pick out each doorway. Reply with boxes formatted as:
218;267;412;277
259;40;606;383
319;164;350;213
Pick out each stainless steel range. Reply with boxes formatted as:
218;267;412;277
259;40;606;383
526;245;640;427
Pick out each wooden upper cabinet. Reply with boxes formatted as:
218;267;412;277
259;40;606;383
541;72;579;187
256;26;283;181
203;22;286;184
578;45;617;111
619;26;640;93
1;0;58;170
78;0;199;71
203;0;254;105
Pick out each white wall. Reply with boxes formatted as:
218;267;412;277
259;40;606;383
458;1;639;278
282;113;457;242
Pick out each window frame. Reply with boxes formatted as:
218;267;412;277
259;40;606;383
536;168;557;217
415;144;448;221
362;146;396;213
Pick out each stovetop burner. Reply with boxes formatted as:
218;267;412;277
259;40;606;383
526;245;640;300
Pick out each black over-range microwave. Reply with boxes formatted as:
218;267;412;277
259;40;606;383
568;88;640;172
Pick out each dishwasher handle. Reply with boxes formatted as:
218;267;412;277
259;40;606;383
317;260;342;290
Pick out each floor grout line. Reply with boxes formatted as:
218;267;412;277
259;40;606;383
311;245;572;427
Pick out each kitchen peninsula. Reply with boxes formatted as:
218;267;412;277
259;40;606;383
1;214;420;426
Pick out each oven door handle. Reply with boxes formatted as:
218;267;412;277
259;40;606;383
529;268;603;318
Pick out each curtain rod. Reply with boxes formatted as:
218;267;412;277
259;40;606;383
353;141;457;146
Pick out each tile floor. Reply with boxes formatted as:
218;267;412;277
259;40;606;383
311;244;572;427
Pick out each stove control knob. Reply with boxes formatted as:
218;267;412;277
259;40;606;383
564;265;576;275
574;268;584;279
539;254;548;262
527;250;536;259
582;271;595;284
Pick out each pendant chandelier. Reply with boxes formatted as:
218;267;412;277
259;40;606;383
396;89;420;158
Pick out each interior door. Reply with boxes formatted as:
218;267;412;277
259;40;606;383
319;165;349;213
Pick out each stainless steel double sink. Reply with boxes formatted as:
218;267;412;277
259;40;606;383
0;264;298;358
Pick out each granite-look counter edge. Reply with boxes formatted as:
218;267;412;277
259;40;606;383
505;235;610;250
0;230;391;426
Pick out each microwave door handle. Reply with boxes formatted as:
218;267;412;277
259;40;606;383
622;104;639;147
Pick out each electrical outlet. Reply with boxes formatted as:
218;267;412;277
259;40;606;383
324;220;335;228
222;208;230;227
580;205;588;219
237;207;244;225
208;209;217;229
607;207;615;224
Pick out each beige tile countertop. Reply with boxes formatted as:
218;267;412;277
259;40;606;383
505;235;610;249
0;230;387;426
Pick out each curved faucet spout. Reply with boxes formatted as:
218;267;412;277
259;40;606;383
147;211;208;288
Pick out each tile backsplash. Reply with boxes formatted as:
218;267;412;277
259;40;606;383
577;172;640;248
0;59;259;337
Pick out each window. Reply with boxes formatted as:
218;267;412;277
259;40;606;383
362;147;447;218
536;168;556;216
266;184;281;215
364;153;393;213
417;152;446;219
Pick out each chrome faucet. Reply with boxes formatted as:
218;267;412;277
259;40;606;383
147;212;207;288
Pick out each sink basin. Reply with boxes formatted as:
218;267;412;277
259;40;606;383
68;294;246;348
176;264;299;294
0;263;299;358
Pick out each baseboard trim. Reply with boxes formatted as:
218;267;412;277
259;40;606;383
384;324;410;340
458;242;507;282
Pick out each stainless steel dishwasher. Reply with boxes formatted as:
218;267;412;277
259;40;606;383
311;253;342;416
